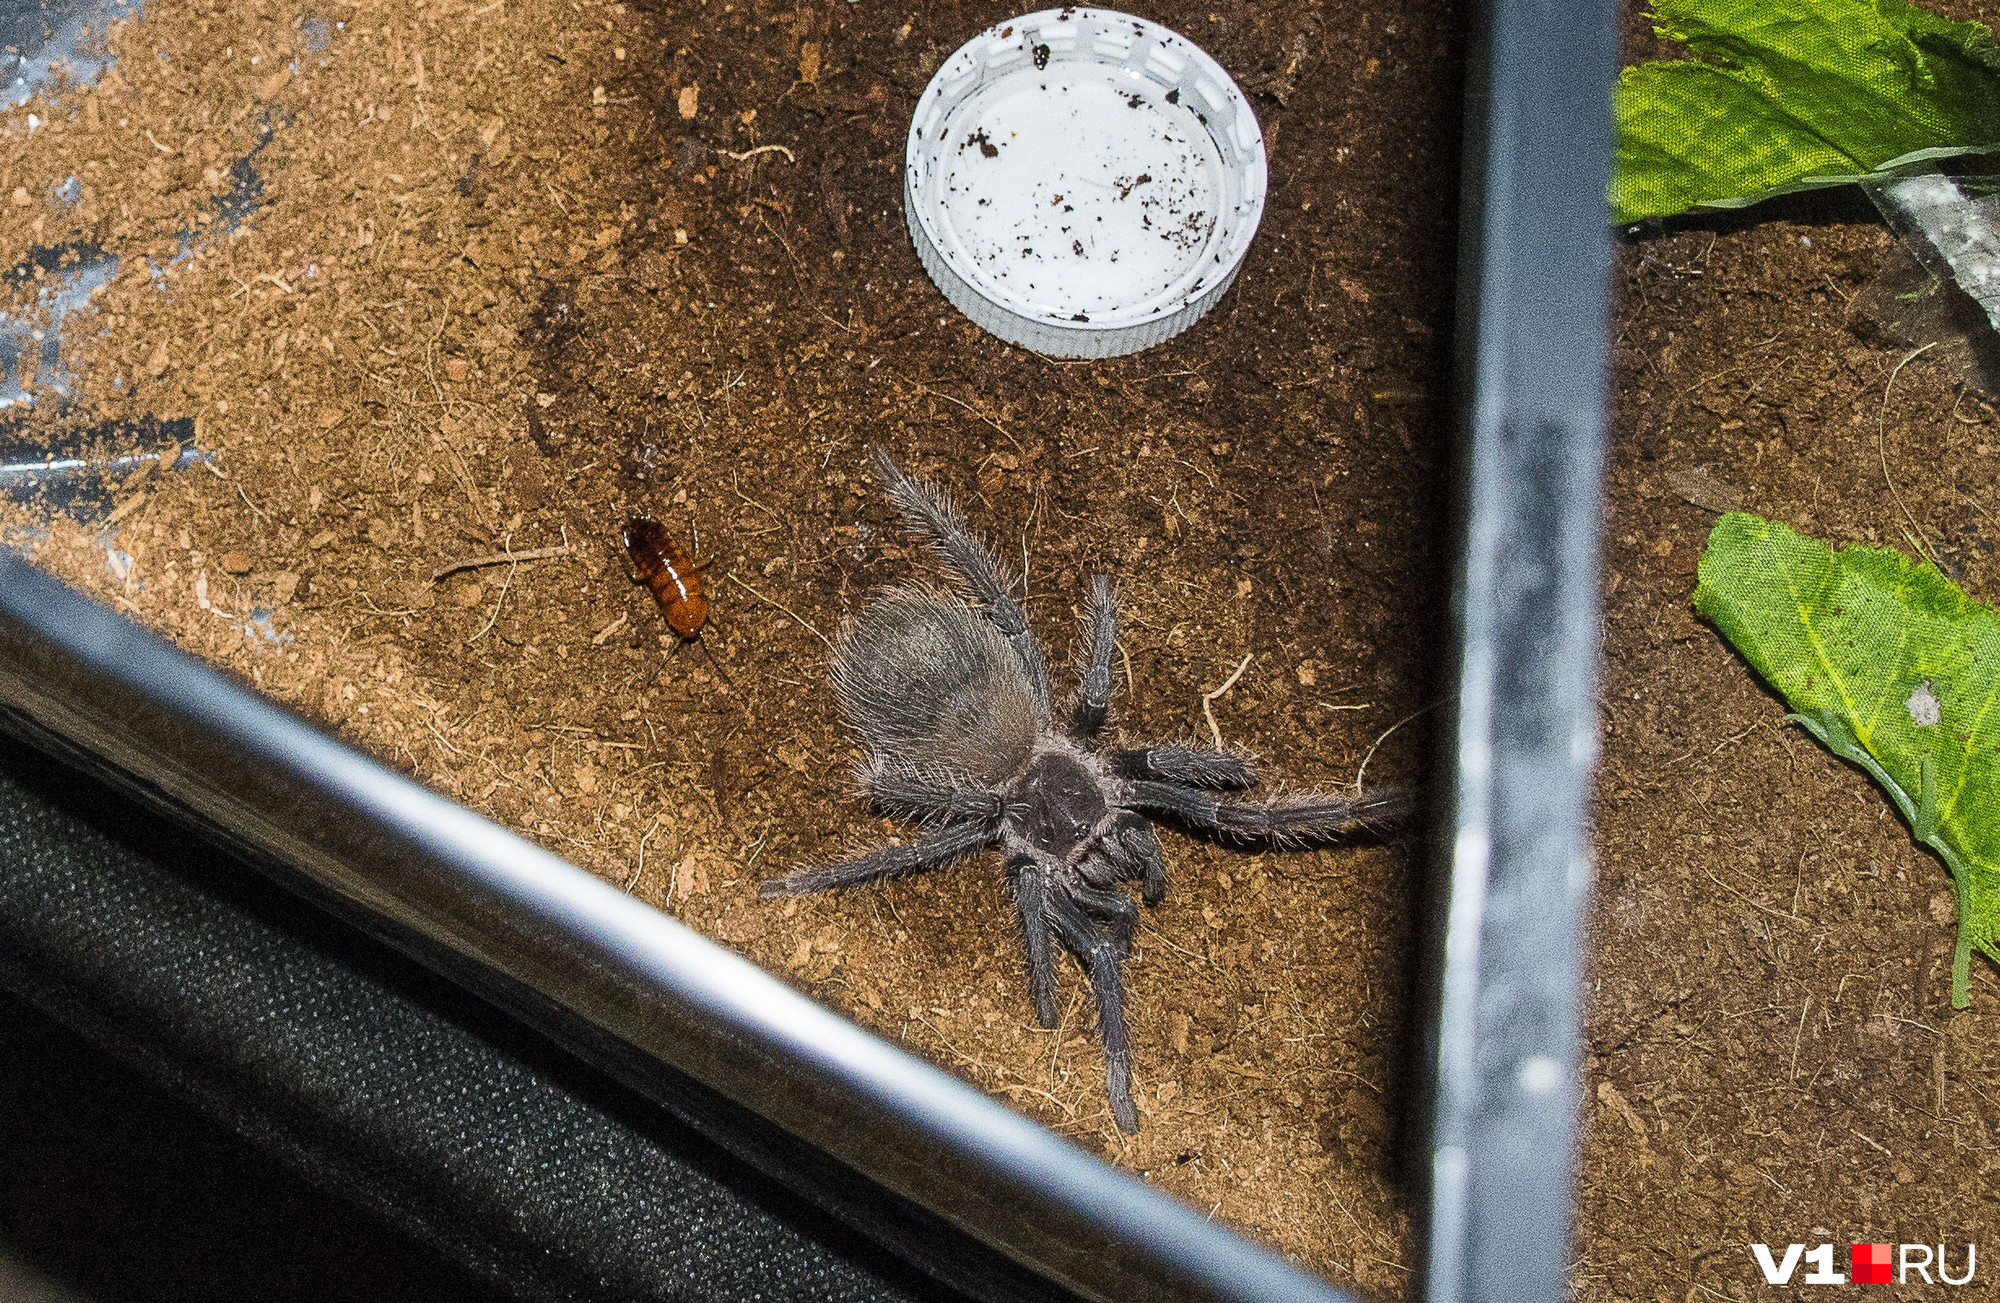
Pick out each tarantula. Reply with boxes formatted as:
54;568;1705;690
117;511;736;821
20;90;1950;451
763;446;1402;1133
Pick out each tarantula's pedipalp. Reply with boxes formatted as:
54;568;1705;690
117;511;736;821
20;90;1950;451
1071;573;1117;739
1126;781;1409;847
769;445;1407;1133
1069;880;1139;937
1105;812;1168;905
763;819;996;897
1112;744;1259;790
869;443;1052;713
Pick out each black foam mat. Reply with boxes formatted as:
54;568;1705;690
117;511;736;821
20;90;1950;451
0;733;977;1303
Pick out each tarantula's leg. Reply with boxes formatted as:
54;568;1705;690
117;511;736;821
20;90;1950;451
1124;781;1409;847
762;820;995;897
1007;855;1061;1028
1049;890;1140;1133
1112;745;1258;790
863;766;1004;830
869;444;1052;712
1071;574;1117;739
1106;812;1168;905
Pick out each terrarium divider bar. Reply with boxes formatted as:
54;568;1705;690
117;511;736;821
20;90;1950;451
0;552;1361;1303
1419;0;1617;1300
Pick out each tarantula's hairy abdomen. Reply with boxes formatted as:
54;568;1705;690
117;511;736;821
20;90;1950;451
830;589;1044;784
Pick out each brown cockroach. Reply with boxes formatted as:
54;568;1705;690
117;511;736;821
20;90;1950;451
623;514;709;638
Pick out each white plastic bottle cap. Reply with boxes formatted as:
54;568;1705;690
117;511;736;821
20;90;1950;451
904;8;1268;359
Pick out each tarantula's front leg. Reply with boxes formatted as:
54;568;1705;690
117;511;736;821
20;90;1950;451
869;444;1052;713
1009;850;1138;1028
1049;888;1141;1133
762;819;996;896
1124;781;1408;847
1071;574;1117;739
1113;745;1258;790
1007;854;1061;1028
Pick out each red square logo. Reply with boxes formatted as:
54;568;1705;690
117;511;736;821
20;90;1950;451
1852;1243;1893;1285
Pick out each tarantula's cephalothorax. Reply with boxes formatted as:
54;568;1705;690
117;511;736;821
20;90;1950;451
762;445;1404;1132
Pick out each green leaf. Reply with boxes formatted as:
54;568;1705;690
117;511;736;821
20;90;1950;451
1611;0;2000;224
1694;512;2000;1007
